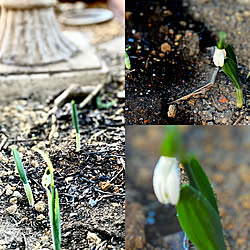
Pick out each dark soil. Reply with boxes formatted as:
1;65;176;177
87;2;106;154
125;0;249;125
0;80;125;249
126;126;250;249
0;26;125;249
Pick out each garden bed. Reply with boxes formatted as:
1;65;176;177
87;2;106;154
0;80;125;249
0;15;125;247
125;0;249;125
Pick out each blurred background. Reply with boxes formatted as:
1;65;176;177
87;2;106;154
126;126;250;249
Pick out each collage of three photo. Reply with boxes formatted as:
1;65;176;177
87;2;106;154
0;0;249;249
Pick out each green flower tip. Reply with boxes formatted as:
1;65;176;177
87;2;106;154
217;31;227;50
218;31;226;41
71;100;75;105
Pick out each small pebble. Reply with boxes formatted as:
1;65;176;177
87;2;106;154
9;197;17;204
5;189;13;196
175;34;182;41
37;214;46;221
13;191;23;199
87;232;101;244
65;177;74;184
31;160;39;168
168;105;177;118
161;42;171;53
35;201;46;212
7;204;17;214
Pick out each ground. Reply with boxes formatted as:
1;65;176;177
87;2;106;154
125;0;249;125
0;1;125;249
126;126;250;249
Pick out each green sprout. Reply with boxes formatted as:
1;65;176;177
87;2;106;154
125;51;131;70
71;100;81;152
12;148;34;206
96;96;117;109
215;31;243;108
154;126;227;249
34;148;61;250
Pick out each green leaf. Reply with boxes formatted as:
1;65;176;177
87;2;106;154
246;72;250;81
23;183;35;206
71;100;79;133
35;148;60;250
224;43;237;65
54;189;61;250
96;96;117;109
76;133;81;152
177;185;226;250
161;126;185;159
12;149;28;184
222;57;241;89
236;88;243;108
182;156;219;215
125;51;131;70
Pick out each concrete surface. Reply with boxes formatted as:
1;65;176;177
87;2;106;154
0;31;110;102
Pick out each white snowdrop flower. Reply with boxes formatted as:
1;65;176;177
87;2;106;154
213;47;226;67
153;156;180;205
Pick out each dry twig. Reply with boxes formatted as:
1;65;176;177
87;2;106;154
169;67;219;104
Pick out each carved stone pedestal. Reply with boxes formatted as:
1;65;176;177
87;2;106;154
0;0;78;65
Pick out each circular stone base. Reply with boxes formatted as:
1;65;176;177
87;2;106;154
0;0;56;9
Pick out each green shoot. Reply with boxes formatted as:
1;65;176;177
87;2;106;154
12;148;34;206
156;126;226;249
216;31;243;108
34;148;61;250
125;51;131;70
246;72;250;81
71;100;81;152
96;96;117;109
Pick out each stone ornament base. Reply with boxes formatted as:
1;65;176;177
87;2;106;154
0;32;100;74
0;1;78;65
0;0;56;9
0;31;110;102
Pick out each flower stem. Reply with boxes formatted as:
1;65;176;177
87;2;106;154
236;88;243;108
76;133;81;152
24;183;34;206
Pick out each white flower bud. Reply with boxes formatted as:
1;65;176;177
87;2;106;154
153;156;180;205
213;47;226;67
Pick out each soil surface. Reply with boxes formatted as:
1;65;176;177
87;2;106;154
0;86;125;250
0;2;125;248
125;0;249;125
126;126;250;249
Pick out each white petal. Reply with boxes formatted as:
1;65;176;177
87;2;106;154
213;48;225;67
153;156;180;205
166;160;180;205
153;157;170;203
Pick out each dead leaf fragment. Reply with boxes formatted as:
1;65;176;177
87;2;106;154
218;95;228;103
99;181;112;191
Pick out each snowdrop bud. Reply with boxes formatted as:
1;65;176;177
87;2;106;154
213;47;226;67
153;156;180;205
